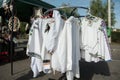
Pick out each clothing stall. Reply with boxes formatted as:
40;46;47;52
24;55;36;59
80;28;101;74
26;6;111;80
0;0;55;75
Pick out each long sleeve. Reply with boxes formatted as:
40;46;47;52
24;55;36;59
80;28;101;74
98;21;111;61
80;17;111;62
26;18;43;58
45;10;64;53
52;16;80;78
26;18;43;78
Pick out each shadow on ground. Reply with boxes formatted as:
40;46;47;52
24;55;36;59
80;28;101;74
15;70;33;80
15;70;47;80
80;60;110;80
14;60;110;80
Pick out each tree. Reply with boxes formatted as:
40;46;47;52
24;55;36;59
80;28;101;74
90;0;116;27
59;3;79;18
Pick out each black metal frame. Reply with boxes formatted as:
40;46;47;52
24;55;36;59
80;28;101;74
10;0;14;75
43;6;89;16
9;4;89;76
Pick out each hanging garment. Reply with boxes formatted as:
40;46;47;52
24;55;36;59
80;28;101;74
41;10;64;60
26;10;65;77
98;21;111;61
51;16;81;78
26;18;43;58
80;17;111;62
40;18;55;74
26;18;43;77
41;10;64;73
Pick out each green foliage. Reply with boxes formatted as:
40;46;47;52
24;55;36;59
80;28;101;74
19;22;28;39
60;3;80;18
90;0;116;26
20;22;27;34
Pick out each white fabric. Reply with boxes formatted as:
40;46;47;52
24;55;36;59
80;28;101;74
80;17;111;62
41;18;54;60
52;16;81;78
41;10;64;60
40;18;55;74
30;57;43;77
26;18;43;57
41;10;65;75
26;10;65;77
26;18;43;77
66;71;74;80
98;21;111;61
45;10;64;53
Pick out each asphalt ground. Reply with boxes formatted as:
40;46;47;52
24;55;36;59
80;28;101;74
0;42;120;80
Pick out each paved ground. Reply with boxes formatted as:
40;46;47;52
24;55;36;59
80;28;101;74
0;42;120;80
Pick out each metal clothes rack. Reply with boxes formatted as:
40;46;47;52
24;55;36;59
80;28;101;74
43;6;90;16
9;5;90;76
10;0;14;75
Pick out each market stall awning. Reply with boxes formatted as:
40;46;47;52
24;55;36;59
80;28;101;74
17;0;55;9
0;0;55;22
15;0;55;22
0;0;55;8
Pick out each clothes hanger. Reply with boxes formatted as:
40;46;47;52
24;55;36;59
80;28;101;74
44;6;88;15
86;8;96;20
43;6;89;19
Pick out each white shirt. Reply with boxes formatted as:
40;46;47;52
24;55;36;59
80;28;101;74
26;18;43;77
80;17;111;62
52;16;81;78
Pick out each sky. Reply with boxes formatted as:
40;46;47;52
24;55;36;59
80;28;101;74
43;0;120;29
